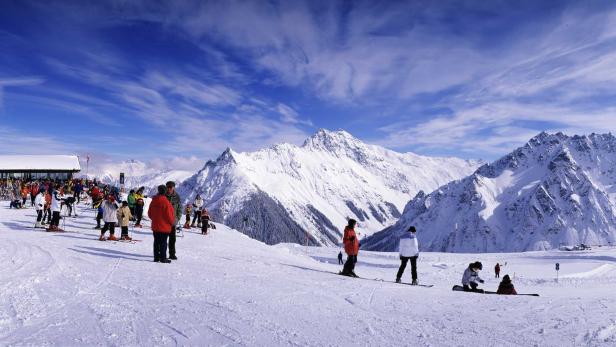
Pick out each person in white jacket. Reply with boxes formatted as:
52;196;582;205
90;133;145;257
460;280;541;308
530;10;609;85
190;195;204;227
49;185;63;231
99;195;120;241
396;226;420;285
34;191;46;228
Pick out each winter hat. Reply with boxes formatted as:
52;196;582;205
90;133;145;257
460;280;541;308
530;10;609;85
502;274;511;283
166;181;176;188
408;226;416;233
157;185;166;195
473;261;483;270
347;219;357;228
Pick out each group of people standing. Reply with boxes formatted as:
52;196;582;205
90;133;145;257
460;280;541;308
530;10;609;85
338;222;519;295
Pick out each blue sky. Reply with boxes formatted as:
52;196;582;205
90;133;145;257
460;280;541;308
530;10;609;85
1;0;616;171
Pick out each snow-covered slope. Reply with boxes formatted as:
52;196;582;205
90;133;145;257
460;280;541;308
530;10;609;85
365;132;616;253
2;202;616;346
178;129;480;246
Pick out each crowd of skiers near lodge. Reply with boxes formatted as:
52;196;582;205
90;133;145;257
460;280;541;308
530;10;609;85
7;178;517;292
5;177;211;263
339;219;518;295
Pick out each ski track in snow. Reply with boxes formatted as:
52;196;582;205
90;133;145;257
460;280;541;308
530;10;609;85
0;202;616;346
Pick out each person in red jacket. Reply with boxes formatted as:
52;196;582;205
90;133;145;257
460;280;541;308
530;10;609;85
496;274;517;295
339;219;360;277
495;263;501;278
148;185;175;263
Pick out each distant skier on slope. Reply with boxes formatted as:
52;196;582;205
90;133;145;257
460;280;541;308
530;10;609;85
339;219;360;277
338;250;343;265
495;263;501;278
496;274;517;295
461;261;485;293
396;226;419;285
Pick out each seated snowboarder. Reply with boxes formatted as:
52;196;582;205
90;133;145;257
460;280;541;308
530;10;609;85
201;209;210;235
396;226;419;285
462;261;484;293
496;274;517;295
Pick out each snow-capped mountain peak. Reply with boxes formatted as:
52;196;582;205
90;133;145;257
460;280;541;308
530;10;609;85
364;132;616;253
179;129;480;246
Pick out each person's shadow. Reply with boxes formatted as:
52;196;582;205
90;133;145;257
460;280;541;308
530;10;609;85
69;246;150;262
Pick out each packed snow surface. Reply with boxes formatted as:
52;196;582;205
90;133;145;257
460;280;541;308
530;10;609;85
1;202;616;346
0;155;80;171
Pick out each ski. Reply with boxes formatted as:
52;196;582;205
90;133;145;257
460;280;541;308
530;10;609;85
336;272;433;287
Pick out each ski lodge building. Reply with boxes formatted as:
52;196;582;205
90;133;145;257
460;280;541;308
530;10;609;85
0;155;81;180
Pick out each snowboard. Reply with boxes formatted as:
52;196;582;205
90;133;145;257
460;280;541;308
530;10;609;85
452;285;539;296
337;272;433;287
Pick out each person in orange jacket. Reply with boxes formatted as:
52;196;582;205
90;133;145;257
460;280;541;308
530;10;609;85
148;185;175;263
339;219;360;277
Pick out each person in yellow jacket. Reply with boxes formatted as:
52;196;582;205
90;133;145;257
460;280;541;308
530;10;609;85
117;201;133;240
134;187;145;228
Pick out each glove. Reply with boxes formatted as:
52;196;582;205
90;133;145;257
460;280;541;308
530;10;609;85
479;279;485;284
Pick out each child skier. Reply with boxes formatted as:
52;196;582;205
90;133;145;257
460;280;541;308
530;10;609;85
496;274;517;295
201;209;210;235
461;261;485;293
117;201;133;240
99;195;119;241
183;203;192;229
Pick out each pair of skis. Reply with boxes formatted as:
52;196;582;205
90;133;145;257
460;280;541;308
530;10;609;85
336;272;434;287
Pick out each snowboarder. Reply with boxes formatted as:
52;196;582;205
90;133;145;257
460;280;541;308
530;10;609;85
134;187;145;228
148;185;175;263
201;208;210;235
496;274;517;295
461;261;485;293
99;194;119;241
338;251;343;265
396;226;419;285
495;263;501;278
34;190;46;228
165;181;182;260
340;219;360;277
117;201;133;240
183;203;192;229
191;194;204;227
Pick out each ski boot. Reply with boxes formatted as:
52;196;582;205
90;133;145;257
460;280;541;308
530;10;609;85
183;222;190;229
99;234;106;241
107;234;118;241
395;278;401;283
411;279;418;285
120;235;132;241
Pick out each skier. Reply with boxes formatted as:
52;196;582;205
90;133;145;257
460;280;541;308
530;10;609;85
63;196;76;217
148;185;175;263
34;190;46;228
74;181;83;204
20;184;29;207
339;219;360;277
165;181;182;260
190;194;204;227
48;184;63;231
396;226;419;285
30;183;39;207
183;203;192;229
201;208;210;235
117;201;133;240
495;263;501;278
127;189;136;219
461;261;485;293
43;189;52;225
337;251;343;265
134;187;145;228
94;204;103;229
99;194;119;241
496;274;517;295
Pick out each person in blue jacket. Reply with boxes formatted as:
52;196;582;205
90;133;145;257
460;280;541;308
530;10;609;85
396;226;419;285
